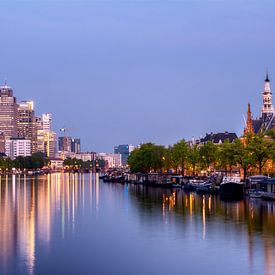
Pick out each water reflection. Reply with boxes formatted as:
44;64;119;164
0;174;275;275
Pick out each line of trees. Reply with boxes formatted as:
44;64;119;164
63;158;106;170
0;152;48;171
128;131;275;179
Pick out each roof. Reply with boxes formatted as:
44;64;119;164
252;119;263;134
201;132;238;144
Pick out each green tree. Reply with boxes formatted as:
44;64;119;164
187;145;200;176
232;139;254;181
171;139;189;176
217;140;236;175
247;135;273;175
199;141;218;174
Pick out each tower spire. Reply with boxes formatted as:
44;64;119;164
244;103;254;135
262;72;274;119
265;71;270;82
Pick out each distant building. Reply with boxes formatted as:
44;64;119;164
97;153;122;168
200;132;238;145
36;114;56;158
58;136;72;152
75;152;96;162
0;83;18;139
0;132;5;153
71;138;81;153
5;138;31;159
49;158;64;170
251;74;275;134
114;144;135;166
17;101;37;153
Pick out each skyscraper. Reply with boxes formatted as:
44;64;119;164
58;136;72;152
71;138;81;153
0;83;18;139
36;113;56;158
17;101;37;153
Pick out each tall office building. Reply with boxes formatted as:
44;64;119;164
58;136;72;152
71;138;81;153
17;101;37;153
36;113;56;158
42;113;52;132
0;83;18;139
114;144;135;166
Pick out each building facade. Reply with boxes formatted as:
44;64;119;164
36;114;56;158
17;101;37;153
71;138;81;153
58;136;72;152
114;144;135;166
5;138;31;159
97;153;122;168
0;83;18;140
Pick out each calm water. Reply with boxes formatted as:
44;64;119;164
0;173;275;275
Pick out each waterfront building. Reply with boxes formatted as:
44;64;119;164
71;138;81;153
114;144;135;166
97;153;122;168
200;132;238;145
58;136;72;152
49;158;64;170
75;152;96;162
0;83;18;139
252;74;275;133
17;101;37;153
5;138;31;159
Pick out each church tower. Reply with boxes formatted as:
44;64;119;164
261;73;274;121
244;103;254;135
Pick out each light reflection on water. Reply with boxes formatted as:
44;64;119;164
0;173;275;275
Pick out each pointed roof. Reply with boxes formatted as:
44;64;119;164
265;72;270;82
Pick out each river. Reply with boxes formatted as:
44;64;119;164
0;173;275;275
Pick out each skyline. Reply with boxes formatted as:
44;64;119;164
1;1;275;151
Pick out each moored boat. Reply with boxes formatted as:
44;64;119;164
220;176;244;199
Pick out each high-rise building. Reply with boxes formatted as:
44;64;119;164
36;114;56;158
71;138;81;153
42;113;52;132
5;138;31;159
58;136;72;152
17;101;37;153
0;83;18;139
114;144;135;166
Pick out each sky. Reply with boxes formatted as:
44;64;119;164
0;0;275;152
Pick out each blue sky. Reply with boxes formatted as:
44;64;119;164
0;1;274;152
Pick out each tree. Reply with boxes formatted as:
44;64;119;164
171;139;189;176
247;135;273;175
232;139;254;181
128;143;165;173
199;141;218;174
217;140;236;176
187;145;200;176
